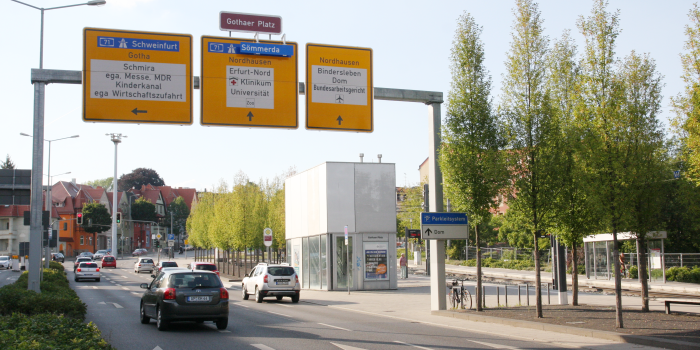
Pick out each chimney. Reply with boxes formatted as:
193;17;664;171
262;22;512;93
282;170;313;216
377;154;382;163
71;178;76;185
359;153;364;163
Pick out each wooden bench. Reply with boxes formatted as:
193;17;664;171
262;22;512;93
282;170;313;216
664;299;700;314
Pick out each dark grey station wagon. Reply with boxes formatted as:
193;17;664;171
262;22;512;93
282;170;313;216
140;269;229;331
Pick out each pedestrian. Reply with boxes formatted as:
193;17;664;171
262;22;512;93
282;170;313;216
399;253;408;279
619;252;626;278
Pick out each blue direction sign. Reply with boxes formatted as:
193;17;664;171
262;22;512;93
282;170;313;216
420;213;468;240
167;233;175;241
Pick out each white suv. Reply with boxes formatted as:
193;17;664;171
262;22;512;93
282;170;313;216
0;256;11;270
242;263;300;303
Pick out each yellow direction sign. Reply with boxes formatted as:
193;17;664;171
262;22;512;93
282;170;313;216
83;28;193;124
201;36;298;128
306;43;373;132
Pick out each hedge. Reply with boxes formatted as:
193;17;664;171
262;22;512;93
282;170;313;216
461;257;536;271
666;266;700;283
0;269;86;320
0;313;112;350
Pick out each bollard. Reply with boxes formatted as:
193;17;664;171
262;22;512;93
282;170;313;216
497;286;500;307
505;285;508;307
526;284;530;306
483;286;486;307
518;285;522;305
547;283;551;304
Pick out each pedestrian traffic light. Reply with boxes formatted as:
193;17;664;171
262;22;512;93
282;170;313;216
76;213;83;225
116;212;121;224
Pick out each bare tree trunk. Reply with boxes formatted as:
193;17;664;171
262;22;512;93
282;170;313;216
476;224;482;311
613;231;624;328
572;241;579;306
534;233;542;318
638;238;649;312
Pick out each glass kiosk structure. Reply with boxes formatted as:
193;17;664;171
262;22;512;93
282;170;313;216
285;162;398;291
583;231;667;282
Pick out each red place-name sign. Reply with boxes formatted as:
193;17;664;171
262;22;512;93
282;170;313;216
220;12;282;34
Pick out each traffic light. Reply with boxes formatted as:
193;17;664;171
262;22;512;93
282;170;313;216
154;240;160;248
116;212;121;225
76;213;83;225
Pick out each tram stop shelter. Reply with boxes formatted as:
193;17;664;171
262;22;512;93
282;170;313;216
583;231;667;282
285;161;398;291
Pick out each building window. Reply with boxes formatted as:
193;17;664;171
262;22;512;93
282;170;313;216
63;222;68;231
80;236;84;245
146;236;150;246
89;237;93;246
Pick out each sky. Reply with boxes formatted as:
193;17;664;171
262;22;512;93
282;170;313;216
1;0;695;192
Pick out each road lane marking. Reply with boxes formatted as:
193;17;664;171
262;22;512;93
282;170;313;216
232;303;249;308
319;323;352;331
110;281;115;284
122;287;129;290
251;345;275;350
153;346;163;350
132;292;140;295
92;286;98;289
121;276;128;278
116;284;122;286
112;303;123;309
98;302;106;305
331;343;366;350
267;311;291;318
467;340;520;349
393;341;434;350
276;303;291;307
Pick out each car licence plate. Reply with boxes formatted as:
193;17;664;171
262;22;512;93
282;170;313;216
276;281;289;285
187;296;211;302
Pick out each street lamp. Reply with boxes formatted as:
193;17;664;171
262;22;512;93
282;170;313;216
13;0;105;293
107;133;126;259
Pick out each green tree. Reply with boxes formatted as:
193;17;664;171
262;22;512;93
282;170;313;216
1;154;15;169
547;30;597;306
166;196;190;241
439;11;507;311
117;168;165;191
81;201;111;250
396;185;423;236
672;4;700;184
619;51;666;312
187;192;216;249
500;0;559;319
131;197;157;223
85;177;113;189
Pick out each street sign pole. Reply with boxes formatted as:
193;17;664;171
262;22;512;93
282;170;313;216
345;225;349;295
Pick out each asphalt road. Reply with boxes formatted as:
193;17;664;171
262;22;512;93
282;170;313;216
62;256;569;350
0;265;20;288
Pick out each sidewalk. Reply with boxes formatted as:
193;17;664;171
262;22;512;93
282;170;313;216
408;260;700;296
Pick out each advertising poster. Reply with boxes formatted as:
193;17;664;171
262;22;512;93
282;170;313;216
364;242;388;280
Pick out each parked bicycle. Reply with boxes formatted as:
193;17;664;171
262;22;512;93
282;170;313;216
449;278;472;310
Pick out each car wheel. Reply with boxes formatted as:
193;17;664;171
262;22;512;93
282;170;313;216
74;277;78;282
292;294;300;303
140;303;150;324
255;287;263;303
242;285;249;300
96;278;100;282
276;296;283;301
216;318;228;330
156;306;167;331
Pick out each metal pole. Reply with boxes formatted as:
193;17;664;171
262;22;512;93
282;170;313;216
347;235;350;295
427;101;445;311
110;135;120;260
28;81;46;293
44;141;51;269
505;285;508;307
40;8;44;69
497;286;500;307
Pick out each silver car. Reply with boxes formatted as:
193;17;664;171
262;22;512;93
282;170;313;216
75;262;101;282
0;256;11;269
242;263;300;303
134;257;155;273
93;250;108;261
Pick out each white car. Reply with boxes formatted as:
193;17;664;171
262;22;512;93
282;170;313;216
75;262;100;282
134;257;155;273
242;263;300;303
93;250;108;261
0;256;11;270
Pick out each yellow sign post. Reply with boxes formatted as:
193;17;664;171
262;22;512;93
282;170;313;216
83;28;193;124
306;43;373;132
200;36;298;128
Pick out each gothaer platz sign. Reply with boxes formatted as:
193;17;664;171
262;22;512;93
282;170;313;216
220;12;282;35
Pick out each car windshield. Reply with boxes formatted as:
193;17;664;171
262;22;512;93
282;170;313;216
162;262;178;267
194;264;217;271
268;266;295;276
96;250;107;254
0;257;8;261
169;273;221;288
79;263;98;268
141;259;153;263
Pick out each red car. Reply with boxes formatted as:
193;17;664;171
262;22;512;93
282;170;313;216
101;255;117;268
187;262;219;276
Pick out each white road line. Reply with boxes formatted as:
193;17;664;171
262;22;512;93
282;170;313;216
112;303;123;309
393;341;434;350
92;286;98;289
276;303;291;308
251;344;275;350
110;281;115;284
152;346;163;350
319;323;352;332
98;302;106;305
122;287;129;290
267;311;291;318
467;340;520;349
232;303;249;308
131;292;140;295
121;276;128;278
331;343;367;350
219;330;231;333
116;284;122;286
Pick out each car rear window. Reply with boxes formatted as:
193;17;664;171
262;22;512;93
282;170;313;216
162;262;178;267
103;257;114;261
268;266;295;276
79;263;98;268
141;259;153;263
194;264;217;271
169;273;221;288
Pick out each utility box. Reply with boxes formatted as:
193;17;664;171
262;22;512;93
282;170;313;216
285;162;397;291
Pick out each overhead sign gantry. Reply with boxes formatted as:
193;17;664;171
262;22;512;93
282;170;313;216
200;36;298;129
82;28;193;124
306;43;373;132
